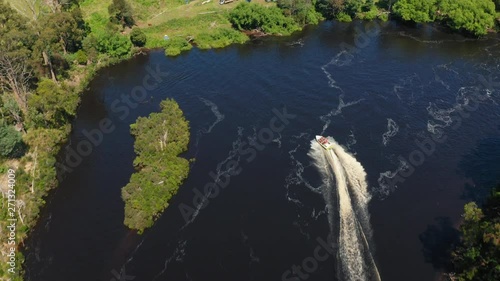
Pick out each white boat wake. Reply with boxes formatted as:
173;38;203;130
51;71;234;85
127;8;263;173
308;137;381;281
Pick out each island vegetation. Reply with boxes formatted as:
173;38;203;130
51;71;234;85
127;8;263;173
122;99;190;233
0;0;500;280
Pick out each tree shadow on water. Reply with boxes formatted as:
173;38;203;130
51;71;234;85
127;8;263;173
457;134;500;203
418;217;460;271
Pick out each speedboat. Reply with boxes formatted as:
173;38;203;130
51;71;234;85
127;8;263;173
316;135;334;150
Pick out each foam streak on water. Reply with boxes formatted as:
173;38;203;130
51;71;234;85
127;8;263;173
427;83;495;135
320;50;349;91
199;97;225;134
382;118;399;146
376;159;408;198
152;239;187;281
182;127;244;228
320;95;364;134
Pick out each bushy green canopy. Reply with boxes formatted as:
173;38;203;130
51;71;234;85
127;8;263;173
130;27;147;47
393;0;438;23
452;186;500;280
122;99;190;233
108;0;135;27
28;79;79;128
439;0;496;36
228;3;301;35
392;0;496;36
277;0;323;25
0;125;23;158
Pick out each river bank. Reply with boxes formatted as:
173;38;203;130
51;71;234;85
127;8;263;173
0;52;136;280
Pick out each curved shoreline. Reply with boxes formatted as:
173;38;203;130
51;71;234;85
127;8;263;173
16;14;496;280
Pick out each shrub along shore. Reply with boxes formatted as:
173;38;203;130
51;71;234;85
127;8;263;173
1;0;500;280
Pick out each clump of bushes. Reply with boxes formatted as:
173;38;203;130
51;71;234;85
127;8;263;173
195;28;248;49
130;27;147;47
163;37;192;56
82;30;131;59
392;0;437;23
228;2;301;35
336;12;352;22
378;12;389;21
108;0;135;28
277;0;323;25
451;185;500;280
439;0;495;36
96;32;132;58
356;6;379;20
392;0;496;36
0;125;24;158
75;50;88;65
28;79;79;129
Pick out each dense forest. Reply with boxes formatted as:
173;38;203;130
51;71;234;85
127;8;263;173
0;0;499;280
122;99;190;233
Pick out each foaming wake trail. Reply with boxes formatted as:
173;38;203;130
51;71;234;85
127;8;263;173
320;50;353;91
152;239;187;281
330;139;373;242
328;147;367;280
199;97;225;133
181;127;244;229
308;142;336;231
320;95;364;134
194;97;225;149
309;138;381;281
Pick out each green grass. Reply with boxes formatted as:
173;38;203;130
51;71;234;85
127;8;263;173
79;0;273;56
195;27;248;49
79;0;112;32
143;11;248;53
163;36;193;56
5;0;46;20
79;0;271;31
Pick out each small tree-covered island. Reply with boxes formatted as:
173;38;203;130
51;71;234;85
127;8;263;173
122;99;190;233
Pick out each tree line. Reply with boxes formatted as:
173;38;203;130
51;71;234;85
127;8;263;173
228;0;500;36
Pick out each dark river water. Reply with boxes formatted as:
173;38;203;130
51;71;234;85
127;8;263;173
23;20;500;281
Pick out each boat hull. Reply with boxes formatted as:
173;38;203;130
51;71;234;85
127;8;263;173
316;135;334;150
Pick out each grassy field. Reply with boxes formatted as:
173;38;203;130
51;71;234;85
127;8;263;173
80;0;274;55
80;0;273;26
